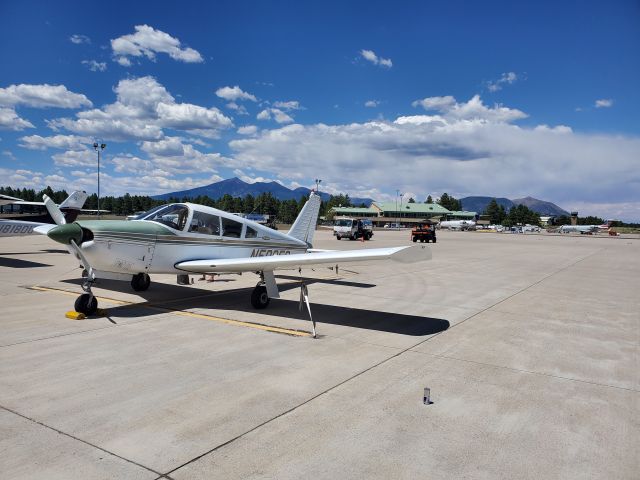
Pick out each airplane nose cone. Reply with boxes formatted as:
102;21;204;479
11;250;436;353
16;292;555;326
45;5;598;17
47;223;83;245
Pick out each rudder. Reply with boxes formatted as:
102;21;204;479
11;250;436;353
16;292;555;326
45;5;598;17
287;193;321;246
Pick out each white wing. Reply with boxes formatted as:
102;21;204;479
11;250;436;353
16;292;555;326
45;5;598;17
175;245;431;273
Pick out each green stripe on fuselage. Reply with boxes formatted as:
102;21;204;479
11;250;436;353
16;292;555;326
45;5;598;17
76;220;175;236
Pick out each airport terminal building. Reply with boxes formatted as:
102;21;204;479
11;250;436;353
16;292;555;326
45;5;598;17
331;202;477;226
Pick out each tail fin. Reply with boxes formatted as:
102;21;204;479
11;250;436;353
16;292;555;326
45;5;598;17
59;191;88;210
287;193;322;246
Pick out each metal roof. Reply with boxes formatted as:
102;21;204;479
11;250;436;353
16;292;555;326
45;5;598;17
330;206;378;214
373;202;451;214
447;210;477;218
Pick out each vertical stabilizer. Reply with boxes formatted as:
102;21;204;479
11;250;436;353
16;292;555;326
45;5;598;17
287;193;321;246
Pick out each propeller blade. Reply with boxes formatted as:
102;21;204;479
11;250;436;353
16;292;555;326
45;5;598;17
43;194;66;225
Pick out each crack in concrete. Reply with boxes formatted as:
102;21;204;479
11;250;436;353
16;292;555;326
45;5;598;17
0;405;168;478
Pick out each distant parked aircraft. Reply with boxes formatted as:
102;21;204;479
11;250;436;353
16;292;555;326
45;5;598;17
0;191;88;237
439;220;476;231
558;221;612;234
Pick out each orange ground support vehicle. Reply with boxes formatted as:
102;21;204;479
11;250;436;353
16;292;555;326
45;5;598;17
411;222;437;243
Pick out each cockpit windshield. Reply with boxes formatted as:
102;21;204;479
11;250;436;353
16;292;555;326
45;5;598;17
132;204;165;220
143;204;189;231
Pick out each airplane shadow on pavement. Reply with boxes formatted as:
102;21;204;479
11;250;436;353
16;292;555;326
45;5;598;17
60;277;449;336
0;257;52;268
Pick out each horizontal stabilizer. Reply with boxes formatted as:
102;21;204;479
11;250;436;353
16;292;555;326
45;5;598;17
59;191;88;210
175;245;431;274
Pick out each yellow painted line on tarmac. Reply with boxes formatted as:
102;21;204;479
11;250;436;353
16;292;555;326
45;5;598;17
27;285;312;337
28;285;131;305
152;308;312;337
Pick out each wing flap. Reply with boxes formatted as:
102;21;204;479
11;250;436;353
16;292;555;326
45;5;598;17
175;245;431;273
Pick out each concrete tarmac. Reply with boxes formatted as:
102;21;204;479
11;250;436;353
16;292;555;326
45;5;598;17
0;230;638;479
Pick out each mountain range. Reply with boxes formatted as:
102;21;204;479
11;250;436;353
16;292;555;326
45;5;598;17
152;177;374;206
153;178;569;216
460;196;569;216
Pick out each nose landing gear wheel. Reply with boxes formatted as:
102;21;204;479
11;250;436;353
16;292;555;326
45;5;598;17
75;293;98;315
131;273;151;291
251;285;270;309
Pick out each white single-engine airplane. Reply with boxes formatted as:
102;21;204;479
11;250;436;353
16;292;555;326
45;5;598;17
36;193;431;336
438;220;476;231
0;191;88;237
558;221;612;234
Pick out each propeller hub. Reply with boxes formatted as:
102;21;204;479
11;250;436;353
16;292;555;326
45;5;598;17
47;223;83;245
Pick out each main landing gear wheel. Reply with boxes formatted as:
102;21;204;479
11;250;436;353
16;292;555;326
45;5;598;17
131;273;151;292
251;285;270;309
75;293;98;315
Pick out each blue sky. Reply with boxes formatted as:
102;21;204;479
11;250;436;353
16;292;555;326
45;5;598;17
1;0;639;220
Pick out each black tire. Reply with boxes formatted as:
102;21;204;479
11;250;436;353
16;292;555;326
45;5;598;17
336;235;341;240
349;235;355;240
365;233;371;240
251;285;270;309
432;238;437;243
75;293;98;315
412;237;417;243
131;273;151;292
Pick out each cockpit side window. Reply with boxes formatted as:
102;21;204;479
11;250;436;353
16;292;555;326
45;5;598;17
221;217;243;238
146;204;189;231
189;211;221;235
245;226;258;238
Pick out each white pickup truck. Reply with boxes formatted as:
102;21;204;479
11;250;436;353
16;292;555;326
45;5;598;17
333;217;374;241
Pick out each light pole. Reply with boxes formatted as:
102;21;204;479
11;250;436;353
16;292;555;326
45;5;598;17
314;178;322;193
93;142;106;218
399;192;404;229
395;189;399;228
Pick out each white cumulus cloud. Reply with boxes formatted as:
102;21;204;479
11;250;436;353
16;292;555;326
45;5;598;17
19;134;91;150
225;102;249;115
595;98;613;108
256;108;293;124
49;76;232;142
215;85;257;102
359;49;392;68
52;148;93;167
486;72;519;92
237;125;258;135
410;94;527;123
273;100;302;111
82;60;107;72
70;34;90;44
156;103;233;131
111;24;203;65
0;107;34;130
365;100;380;108
0;84;92;109
229;98;640;220
140;136;185;157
